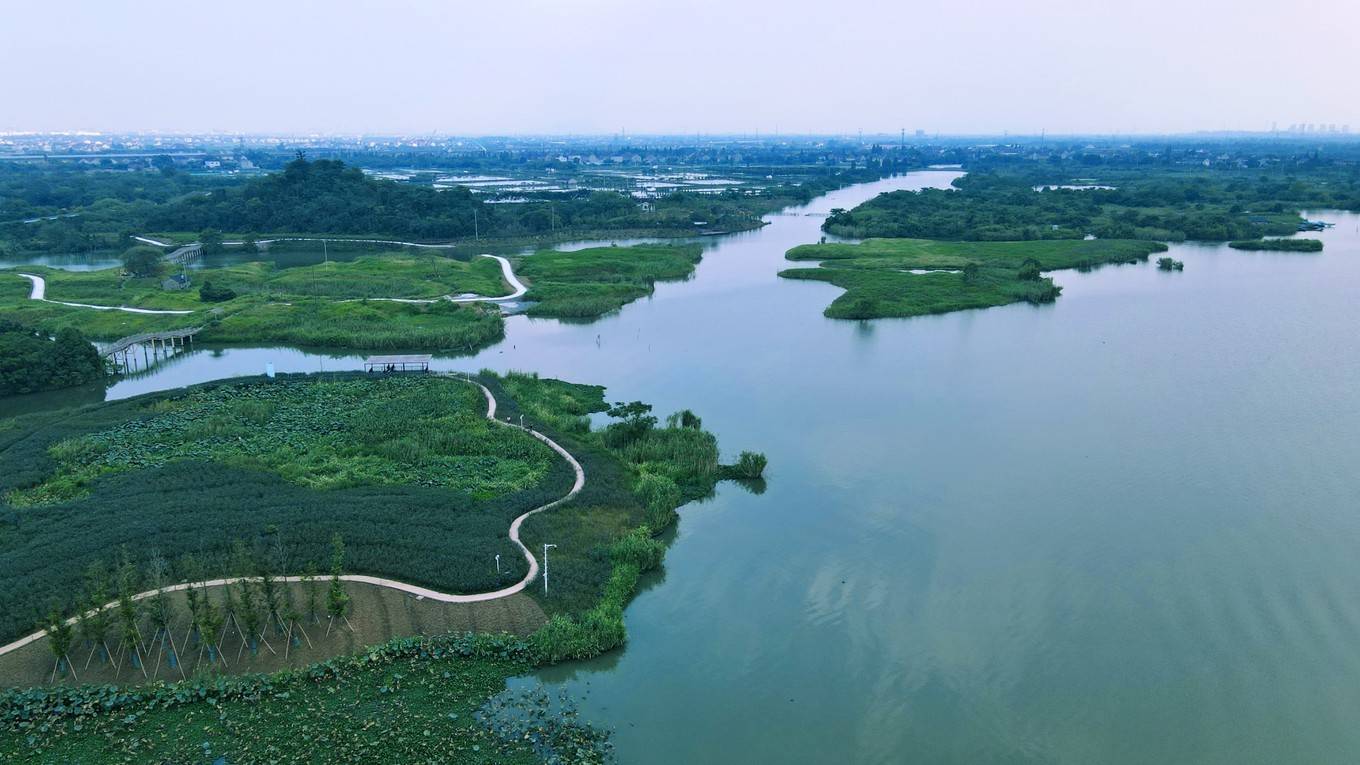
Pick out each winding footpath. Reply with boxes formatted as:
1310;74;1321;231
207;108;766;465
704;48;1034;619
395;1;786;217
16;273;194;315
0;375;585;659
11;251;527;314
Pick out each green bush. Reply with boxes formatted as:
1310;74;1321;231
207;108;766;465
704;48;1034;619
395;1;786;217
725;451;769;480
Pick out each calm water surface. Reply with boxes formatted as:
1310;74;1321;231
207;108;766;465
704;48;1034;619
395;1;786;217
35;172;1360;763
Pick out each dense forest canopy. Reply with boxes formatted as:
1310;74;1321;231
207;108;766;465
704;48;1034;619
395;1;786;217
0;320;108;396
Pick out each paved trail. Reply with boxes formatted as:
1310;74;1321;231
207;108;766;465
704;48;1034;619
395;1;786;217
0;375;584;659
12;249;528;313
16;273;194;315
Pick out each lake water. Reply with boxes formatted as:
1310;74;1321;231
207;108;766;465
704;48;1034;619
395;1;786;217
18;172;1360;763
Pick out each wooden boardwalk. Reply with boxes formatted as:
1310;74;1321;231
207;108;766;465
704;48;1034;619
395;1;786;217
104;327;202;370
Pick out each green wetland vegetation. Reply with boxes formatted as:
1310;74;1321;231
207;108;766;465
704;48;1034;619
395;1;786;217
516;244;703;319
0;239;712;350
822;162;1360;243
0;371;764;763
1228;237;1324;252
781;238;1166;319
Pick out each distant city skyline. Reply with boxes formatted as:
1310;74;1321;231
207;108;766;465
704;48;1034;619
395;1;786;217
3;0;1357;136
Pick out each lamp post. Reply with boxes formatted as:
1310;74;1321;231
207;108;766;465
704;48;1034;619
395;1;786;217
495;553;501;576
542;544;557;595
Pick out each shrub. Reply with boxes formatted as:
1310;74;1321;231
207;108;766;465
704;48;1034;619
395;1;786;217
726;451;768;479
199;280;237;302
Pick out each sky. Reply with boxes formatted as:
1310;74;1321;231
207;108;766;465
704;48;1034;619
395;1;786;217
3;0;1358;136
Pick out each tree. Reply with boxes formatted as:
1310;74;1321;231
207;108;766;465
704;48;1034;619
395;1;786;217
115;552;145;676
604;401;656;446
198;228;224;255
326;534;350;632
42;605;75;680
77;562;113;666
144;553;175;648
0;321;108;397
962;262;981;284
121;245;163;278
302;562;321;623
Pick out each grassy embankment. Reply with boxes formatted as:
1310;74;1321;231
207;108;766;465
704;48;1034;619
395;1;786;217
0;372;762;762
781;238;1168;319
515;244;704;319
1227;238;1323;252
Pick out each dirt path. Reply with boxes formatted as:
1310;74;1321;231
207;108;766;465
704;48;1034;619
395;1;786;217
0;374;584;659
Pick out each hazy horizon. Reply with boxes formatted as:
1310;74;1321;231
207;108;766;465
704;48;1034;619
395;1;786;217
3;0;1357;136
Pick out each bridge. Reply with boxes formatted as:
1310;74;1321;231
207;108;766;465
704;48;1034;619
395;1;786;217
164;243;203;265
103;327;202;372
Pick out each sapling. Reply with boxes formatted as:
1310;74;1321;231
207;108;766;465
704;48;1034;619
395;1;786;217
326;533;352;635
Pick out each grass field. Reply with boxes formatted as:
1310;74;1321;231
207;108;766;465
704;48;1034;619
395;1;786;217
515;244;704;318
781;238;1167;319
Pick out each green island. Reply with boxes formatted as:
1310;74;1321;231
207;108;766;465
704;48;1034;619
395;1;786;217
823;163;1359;243
0;372;766;763
516;243;703;319
781;238;1167;319
1227;238;1324;252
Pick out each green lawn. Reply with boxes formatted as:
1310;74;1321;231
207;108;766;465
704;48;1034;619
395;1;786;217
781;238;1167;319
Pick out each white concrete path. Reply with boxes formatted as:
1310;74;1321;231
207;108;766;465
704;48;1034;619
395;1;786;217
16;273;194;315
13;248;527;313
0;375;584;659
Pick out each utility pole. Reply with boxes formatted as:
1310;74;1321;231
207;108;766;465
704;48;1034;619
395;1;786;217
473;208;479;240
542;544;557;595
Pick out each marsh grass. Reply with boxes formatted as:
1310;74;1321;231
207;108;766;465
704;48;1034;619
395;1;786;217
516;244;703;319
782;237;1166;319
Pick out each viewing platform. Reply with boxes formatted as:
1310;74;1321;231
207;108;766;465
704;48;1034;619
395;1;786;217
363;354;432;373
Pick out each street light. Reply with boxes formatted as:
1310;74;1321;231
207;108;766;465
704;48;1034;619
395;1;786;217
542;544;557;595
495;553;501;576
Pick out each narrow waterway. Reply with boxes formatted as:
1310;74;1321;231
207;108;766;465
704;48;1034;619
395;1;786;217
15;172;1360;763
